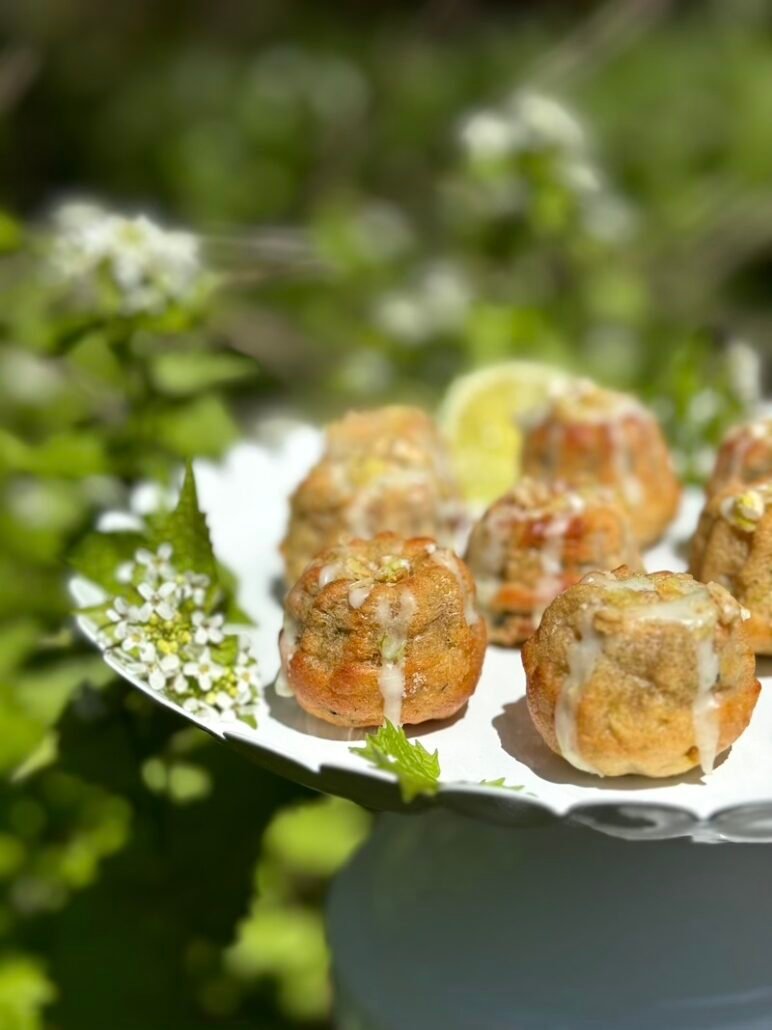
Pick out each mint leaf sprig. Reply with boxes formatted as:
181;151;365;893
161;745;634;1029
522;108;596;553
350;722;441;803
72;463;260;729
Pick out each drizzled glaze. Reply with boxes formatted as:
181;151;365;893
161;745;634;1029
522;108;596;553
375;590;418;724
554;574;724;775
276;613;299;697
554;606;604;774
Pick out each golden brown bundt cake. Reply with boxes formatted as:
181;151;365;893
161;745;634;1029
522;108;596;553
281;406;463;583
522;567;758;778
690;480;772;654
707;417;772;497
521;380;680;547
278;532;486;727
465;478;642;646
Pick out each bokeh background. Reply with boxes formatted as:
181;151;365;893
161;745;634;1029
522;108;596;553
0;1;770;1026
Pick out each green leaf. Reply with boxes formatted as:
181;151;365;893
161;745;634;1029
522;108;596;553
0;954;56;1030
479;778;524;792
148;461;217;581
15;656;115;727
69;531;145;591
0;428;104;482
148;395;239;459
350;722;440;803
0;620;41;678
150;350;258;396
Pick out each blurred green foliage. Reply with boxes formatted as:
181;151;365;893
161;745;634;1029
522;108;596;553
0;0;769;1026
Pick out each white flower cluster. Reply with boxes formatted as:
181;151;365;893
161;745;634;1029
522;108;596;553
460;91;585;161
98;543;260;726
457;90;633;241
373;262;471;345
49;202;205;316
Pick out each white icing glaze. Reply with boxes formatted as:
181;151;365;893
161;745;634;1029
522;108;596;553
348;581;373;609
582;571;653;591
555;575;722;775
375;590;418;725
628;586;721;773
319;562;344;587
276;613;299;697
554;607;603;774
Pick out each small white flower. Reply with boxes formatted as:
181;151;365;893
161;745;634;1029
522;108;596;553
137;580;179;620
234;659;260;695
183;647;225;691
135;544;174;582
214;690;234;711
106;597;133;640
106;595;152;639
147;652;181;691
459;109;520;161
116;561;135;584
120;627;155;659
180;570;211;606
510;91;584;150
49;203;203;316
191;611;225;646
170;673;189;695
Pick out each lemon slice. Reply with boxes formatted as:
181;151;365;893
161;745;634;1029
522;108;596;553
438;361;571;507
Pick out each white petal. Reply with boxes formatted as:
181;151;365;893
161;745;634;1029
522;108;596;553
149;668;166;690
158;543;173;560
133;603;152;623
157;602;176;621
160;653;180;673
137;582;153;600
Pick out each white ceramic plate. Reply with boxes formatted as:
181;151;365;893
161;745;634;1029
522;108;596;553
72;423;772;842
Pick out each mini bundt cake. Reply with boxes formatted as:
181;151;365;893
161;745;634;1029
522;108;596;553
690;480;772;654
465;478;643;646
281;406;463;583
707;417;772;497
523;567;758;778
521;380;680;547
278;532;487;727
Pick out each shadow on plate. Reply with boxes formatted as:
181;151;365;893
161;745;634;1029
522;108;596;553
756;656;772;678
493;696;720;790
264;675;469;743
264;678;366;742
270;574;287;607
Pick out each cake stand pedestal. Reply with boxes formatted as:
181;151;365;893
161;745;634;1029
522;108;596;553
328;809;772;1029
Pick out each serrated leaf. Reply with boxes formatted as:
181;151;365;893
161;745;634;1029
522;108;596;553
213;635;239;665
149;395;239;459
150;350;258;396
350;722;440;803
148;461;218;581
69;531;145;591
27;432;108;477
479;778;524;792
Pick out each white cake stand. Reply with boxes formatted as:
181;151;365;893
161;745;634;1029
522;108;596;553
72;425;772;1028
